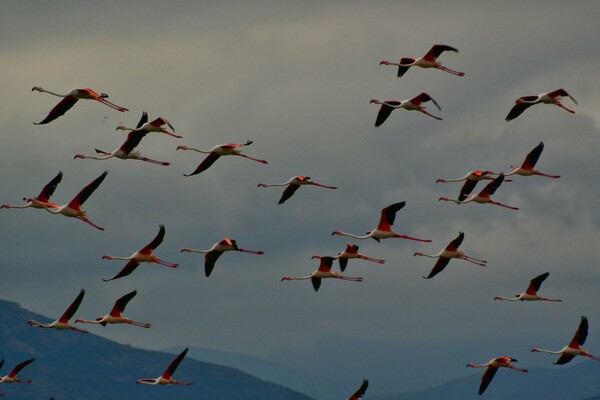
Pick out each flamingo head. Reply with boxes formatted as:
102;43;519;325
311;255;323;259
181;248;191;253
435;178;446;183
438;197;449;201
31;86;42;92
176;145;188;151
370;98;380;104
73;154;85;159
281;276;291;281
413;252;423;257
257;183;267;188
74;318;84;324
101;255;112;260
115;125;129;131
379;60;390;65
331;230;343;236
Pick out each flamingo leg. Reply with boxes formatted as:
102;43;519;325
77;216;105;231
338;276;363;282
128;320;151;328
136;156;171;166
534;171;561;179
96;98;128;112
555;103;575;113
490;201;519;210
160;130;183;139
358;255;385;264
239;154;269;164
418;109;443;120
309;183;338;189
437;65;465;76
394;234;432;242
154;259;179;268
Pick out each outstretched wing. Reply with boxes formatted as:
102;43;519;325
279;183;301;204
526;272;549;294
121;130;149;156
569;316;589;347
348;379;369;400
36;171;63;202
68;170;108;208
478;366;498;395
505;102;533;121
424;44;458;60
58;289;86;322
35;96;79;125
397;58;414;77
205;251;224;277
424;257;451;279
446;231;464;251
521;142;544;169
480;173;504;196
163;347;189;379
377;201;405;230
112;290;138;314
338;257;349;272
103;259;141;282
8;358;36;377
458;180;478;202
374;101;401;127
141;225;166;253
136;111;149;129
311;276;322;292
183;152;220;176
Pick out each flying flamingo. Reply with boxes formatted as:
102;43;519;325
281;256;363;292
332;201;431;243
115;115;181;138
181;237;264;277
371;93;442;126
75;290;151;328
414;231;487;279
258;175;337;204
32;86;128;125
467;356;527;395
75;112;170;166
102;225;178;282
177;140;268;176
348;379;369;400
136;347;192;385
504;142;560;178
439;173;519;210
505;88;578;121
27;289;88;333
31;171;108;230
313;243;385;272
494;272;562;302
0;358;36;384
531;316;600;364
380;44;464;78
1;171;62;210
436;170;510;202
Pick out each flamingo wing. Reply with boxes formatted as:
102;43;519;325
424;257;451;279
478;366;498;395
424;44;458;60
526;272;550;294
311;276;322;292
570;316;589;347
35;96;79;125
554;353;576;365
480;173;504;196
68;170;108;208
0;357;4;370
103;259;141;282
278;183;301;204
339;258;349;272
348;379;369;400
458;179;478;202
550;88;577;104
112;290;138;314
141;225;166;252
397;59;414;77
521;142;544;169
136;111;149;129
317;257;334;272
505;102;533;121
205;251;224;277
36;171;63;202
374;101;401;127
8;358;35;377
446;231;464;251
163;347;189;378
121;130;149;156
378;201;405;229
413;92;441;110
58;289;86;323
183;152;221;176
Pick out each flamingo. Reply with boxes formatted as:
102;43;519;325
332;201;431;243
439;173;519;210
504;142;560;178
380;44;464;78
348;379;369;400
177;140;268;176
27;289;88;333
102;225;178;282
31;171;108;230
314;243;385;272
75;290;151;328
467;356;527;395
32;86;128;125
494;272;562;302
181;237;264;277
1;171;62;210
0;358;36;384
531;316;600;364
136;348;192;385
371;93;442;126
115;115;181;138
505;88;578;121
258;175;337;204
75;112;170;166
436;170;510;202
281;256;363;292
414;232;487;279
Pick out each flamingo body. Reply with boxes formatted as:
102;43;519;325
380;44;464;78
27;289;88;333
505;88;577;121
116;115;181;138
1;171;63;210
75;290;151;328
328;243;385;271
0;358;36;384
467;356;527;395
178;140;267;176
371;93;442;126
281;256;363;292
258;175;337;204
531;316;600;364
436;169;509;201
505;142;560;178
439;173;519;210
494;272;562;302
137;347;192;385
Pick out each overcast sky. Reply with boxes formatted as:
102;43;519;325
1;1;600;397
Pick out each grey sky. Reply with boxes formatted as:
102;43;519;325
1;1;599;397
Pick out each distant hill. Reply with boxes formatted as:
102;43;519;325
370;359;600;400
0;299;313;400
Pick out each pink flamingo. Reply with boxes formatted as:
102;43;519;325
32;86;128;124
75;290;151;328
439;173;519;210
177;140;267;176
348;379;369;400
136;348;192;385
102;225;178;281
531;316;600;364
505;88;577;121
181;237;264;277
467;356;527;395
414;231;487;279
75;112;170;166
332;201;431;243
313;243;385;272
505;142;560;178
258;175;337;204
494;272;562;302
31;171;108;230
115;115;181;138
27;289;88;333
281;256;363;292
370;93;442;126
0;358;36;384
436;170;509;202
380;44;464;77
1;171;62;210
